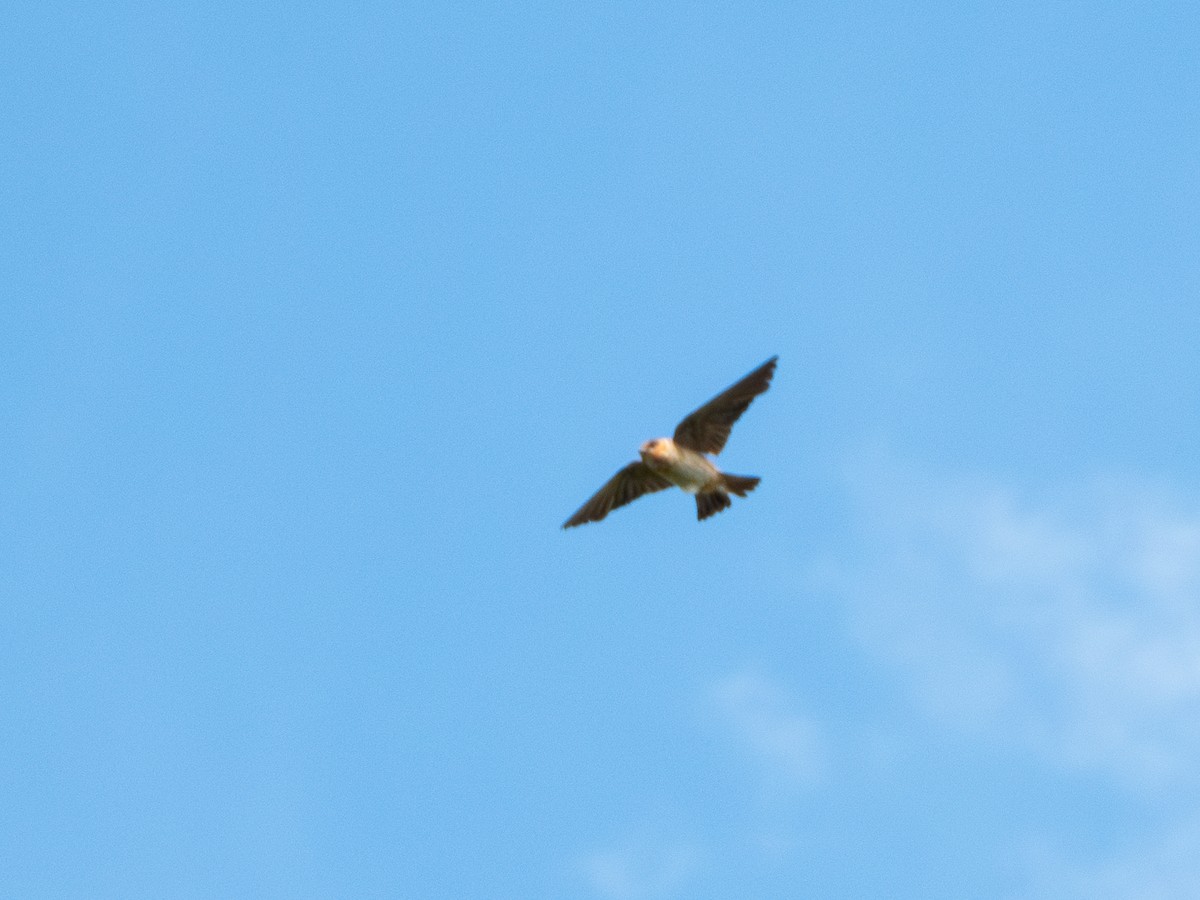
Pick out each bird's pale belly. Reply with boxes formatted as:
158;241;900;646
652;449;721;494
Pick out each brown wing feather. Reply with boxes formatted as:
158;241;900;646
562;462;673;529
673;356;777;455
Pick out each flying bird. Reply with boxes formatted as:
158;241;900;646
562;356;777;528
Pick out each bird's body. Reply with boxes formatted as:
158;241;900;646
639;438;720;493
562;357;777;528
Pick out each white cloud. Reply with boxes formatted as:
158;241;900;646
710;671;825;790
837;464;1200;788
1023;815;1200;900
579;835;700;900
573;674;821;898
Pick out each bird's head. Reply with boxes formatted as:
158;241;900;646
639;438;675;464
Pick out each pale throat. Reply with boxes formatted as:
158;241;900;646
639;439;719;493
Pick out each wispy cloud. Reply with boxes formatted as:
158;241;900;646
710;671;825;790
579;834;700;900
1023;815;1200;900
837;463;1200;789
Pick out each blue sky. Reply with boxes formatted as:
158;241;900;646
5;1;1200;897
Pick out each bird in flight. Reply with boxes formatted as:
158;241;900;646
562;356;777;528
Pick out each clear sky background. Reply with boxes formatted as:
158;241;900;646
5;2;1200;898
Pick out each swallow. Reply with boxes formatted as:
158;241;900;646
562;356;777;528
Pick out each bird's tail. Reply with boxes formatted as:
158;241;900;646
696;491;732;521
720;474;760;497
696;475;760;521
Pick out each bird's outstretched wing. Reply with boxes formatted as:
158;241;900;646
673;356;777;455
562;462;673;528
